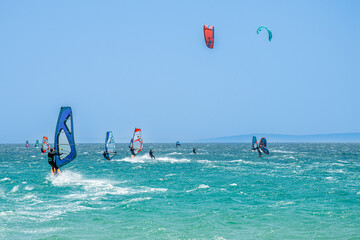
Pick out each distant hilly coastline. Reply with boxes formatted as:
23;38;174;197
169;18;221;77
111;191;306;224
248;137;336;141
201;133;360;143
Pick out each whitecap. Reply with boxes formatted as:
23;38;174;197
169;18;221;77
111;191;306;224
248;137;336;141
25;186;34;191
168;152;182;155
156;157;190;163
121;197;151;205
0;178;11;182
10;185;19;193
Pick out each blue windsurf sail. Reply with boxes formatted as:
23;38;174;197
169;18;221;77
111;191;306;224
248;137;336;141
26;141;29;148
259;137;269;155
251;136;257;150
176;141;181;147
35;140;39;148
105;131;116;160
54;107;77;168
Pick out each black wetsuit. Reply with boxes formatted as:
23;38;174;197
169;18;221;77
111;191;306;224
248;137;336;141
130;148;136;156
253;147;262;157
193;148;197;154
48;151;61;171
149;150;155;159
103;151;110;160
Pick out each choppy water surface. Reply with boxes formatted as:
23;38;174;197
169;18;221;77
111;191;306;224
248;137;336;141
1;143;360;239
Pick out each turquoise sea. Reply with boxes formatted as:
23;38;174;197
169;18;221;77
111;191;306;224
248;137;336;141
1;143;360;239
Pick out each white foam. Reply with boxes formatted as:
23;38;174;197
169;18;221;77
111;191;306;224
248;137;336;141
121;197;151;205
272;201;295;207
115;155;147;163
0;178;11;182
156;157;190;163
10;185;19;193
187;184;210;192
168;152;182;155
0;211;14;217
229;183;237;186
49;171;167;200
271;150;295;154
115;155;190;164
25;186;34;191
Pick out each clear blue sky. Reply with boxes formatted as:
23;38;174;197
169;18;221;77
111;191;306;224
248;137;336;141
1;0;359;143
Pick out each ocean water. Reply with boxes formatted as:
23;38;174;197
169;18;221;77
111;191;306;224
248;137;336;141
1;143;360;239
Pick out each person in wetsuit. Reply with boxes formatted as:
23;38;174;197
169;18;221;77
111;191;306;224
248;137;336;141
149;150;155;159
252;146;262;157
193;147;197;154
103;151;110;161
130;147;136;157
48;148;62;174
40;146;44;154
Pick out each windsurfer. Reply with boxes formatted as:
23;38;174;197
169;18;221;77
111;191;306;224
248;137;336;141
48;148;62;174
103;151;110;161
193;147;197;154
130;147;136;156
149;150;155;159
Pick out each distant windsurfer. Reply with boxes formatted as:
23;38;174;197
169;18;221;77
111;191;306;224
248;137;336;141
48;148;62;175
193;147;197;154
103;151;110;161
149;150;155;159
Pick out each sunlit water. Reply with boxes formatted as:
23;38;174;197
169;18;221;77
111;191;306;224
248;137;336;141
1;143;360;239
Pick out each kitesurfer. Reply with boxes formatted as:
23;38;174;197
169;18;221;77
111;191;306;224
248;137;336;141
103;151;110;161
48;148;62;175
149;150;155;159
193;147;197;154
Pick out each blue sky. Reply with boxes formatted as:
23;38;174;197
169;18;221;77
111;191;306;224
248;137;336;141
0;0;359;143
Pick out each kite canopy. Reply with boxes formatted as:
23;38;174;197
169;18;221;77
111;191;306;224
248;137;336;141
257;26;272;42
54;107;77;168
259;137;269;155
204;25;214;49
